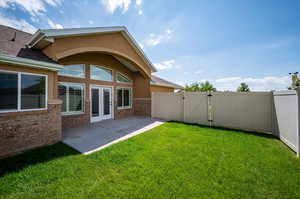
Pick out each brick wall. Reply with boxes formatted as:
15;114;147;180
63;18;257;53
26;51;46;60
116;108;134;119
0;101;62;158
61;100;90;129
133;98;151;116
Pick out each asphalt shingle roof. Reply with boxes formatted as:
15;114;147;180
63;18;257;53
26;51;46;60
151;75;183;89
0;25;57;63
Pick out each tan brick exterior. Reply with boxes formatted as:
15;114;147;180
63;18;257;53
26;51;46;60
0;102;62;158
133;98;151;116
61;100;90;129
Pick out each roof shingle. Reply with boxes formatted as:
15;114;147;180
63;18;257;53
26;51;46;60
0;25;56;63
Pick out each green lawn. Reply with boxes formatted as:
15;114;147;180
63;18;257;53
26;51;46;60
1;122;300;199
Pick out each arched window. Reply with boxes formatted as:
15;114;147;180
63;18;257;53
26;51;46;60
117;72;132;84
58;64;85;78
90;65;113;82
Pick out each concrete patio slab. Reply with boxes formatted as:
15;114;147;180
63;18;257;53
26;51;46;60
62;117;165;154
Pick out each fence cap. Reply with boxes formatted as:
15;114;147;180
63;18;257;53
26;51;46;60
273;90;297;96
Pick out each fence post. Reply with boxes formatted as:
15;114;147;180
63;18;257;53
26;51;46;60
183;92;186;123
297;88;300;157
207;92;213;127
271;91;279;138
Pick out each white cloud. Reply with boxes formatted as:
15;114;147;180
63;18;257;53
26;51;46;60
30;16;39;22
154;60;180;71
135;0;141;6
145;29;173;46
101;0;131;13
0;14;36;33
195;70;203;75
44;0;62;7
213;76;291;91
47;18;63;29
0;0;63;16
135;0;142;15
88;20;94;25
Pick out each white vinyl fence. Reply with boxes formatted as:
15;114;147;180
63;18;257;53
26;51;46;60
152;90;300;156
273;90;300;156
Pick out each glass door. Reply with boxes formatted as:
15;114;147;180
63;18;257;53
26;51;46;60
91;87;101;122
101;87;112;120
91;86;113;123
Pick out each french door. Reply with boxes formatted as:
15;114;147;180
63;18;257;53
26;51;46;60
91;86;113;123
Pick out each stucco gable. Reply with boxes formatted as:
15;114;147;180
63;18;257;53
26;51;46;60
27;27;156;77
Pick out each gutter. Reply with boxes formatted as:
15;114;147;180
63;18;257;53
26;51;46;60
0;54;63;71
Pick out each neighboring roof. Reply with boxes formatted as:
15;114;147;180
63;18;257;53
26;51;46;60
0;25;58;64
151;75;183;89
27;26;157;72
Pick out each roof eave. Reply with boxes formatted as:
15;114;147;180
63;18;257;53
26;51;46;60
0;54;63;71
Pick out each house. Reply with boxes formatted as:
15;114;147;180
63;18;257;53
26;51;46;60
0;25;183;158
151;75;182;92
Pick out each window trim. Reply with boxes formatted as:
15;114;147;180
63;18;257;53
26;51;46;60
116;72;132;84
117;87;132;110
0;69;48;113
58;82;85;115
90;65;113;82
58;64;86;78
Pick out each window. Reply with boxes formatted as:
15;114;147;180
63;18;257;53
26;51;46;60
58;83;84;114
58;64;85;78
0;70;47;112
117;73;132;84
117;87;132;109
90;65;112;81
21;74;46;109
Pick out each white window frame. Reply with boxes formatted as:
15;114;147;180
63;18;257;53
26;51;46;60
117;87;132;110
0;69;48;113
116;72;132;84
90;65;113;82
58;82;85;115
58;64;86;78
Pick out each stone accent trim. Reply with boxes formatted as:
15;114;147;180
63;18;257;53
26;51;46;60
0;102;62;158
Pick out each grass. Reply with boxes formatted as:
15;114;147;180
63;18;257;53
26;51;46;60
0;122;300;199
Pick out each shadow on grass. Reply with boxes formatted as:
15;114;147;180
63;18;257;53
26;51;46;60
168;121;277;139
0;142;79;177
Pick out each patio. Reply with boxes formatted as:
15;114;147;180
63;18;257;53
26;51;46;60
62;116;165;154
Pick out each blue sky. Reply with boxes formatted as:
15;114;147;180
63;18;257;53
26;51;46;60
1;0;299;90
